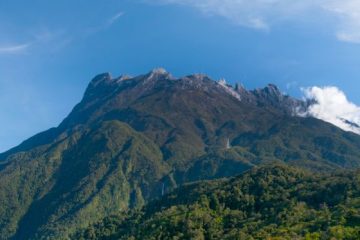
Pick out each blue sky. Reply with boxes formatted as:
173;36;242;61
1;0;360;152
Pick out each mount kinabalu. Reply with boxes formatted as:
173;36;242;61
1;68;360;239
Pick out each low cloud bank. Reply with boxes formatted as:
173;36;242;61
302;86;360;134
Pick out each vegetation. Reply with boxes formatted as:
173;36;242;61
1;73;360;239
76;165;360;240
0;120;169;239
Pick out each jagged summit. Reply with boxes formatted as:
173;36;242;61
85;70;286;103
147;67;170;77
145;68;174;81
88;72;112;86
217;78;242;101
116;74;132;82
264;83;283;96
151;67;168;74
253;83;283;99
186;73;210;80
80;70;305;117
87;68;170;90
85;70;284;98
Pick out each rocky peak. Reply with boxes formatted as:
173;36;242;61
250;83;286;105
234;83;246;92
266;83;281;92
259;84;283;99
217;78;242;101
152;67;168;75
116;74;132;82
88;73;112;88
245;83;307;115
83;73;114;99
185;74;211;81
145;68;173;81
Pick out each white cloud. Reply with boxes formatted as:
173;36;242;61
152;0;360;43
0;29;70;56
107;11;125;26
0;12;123;56
152;0;304;30
83;11;125;36
302;86;360;134
0;43;31;54
325;0;360;43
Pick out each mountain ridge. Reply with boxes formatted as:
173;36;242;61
1;69;360;239
0;68;305;159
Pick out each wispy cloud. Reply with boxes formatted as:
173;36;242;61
325;0;360;43
0;10;124;56
150;0;322;30
32;29;67;42
151;0;360;43
0;43;32;54
0;30;68;55
83;11;125;36
107;11;125;26
0;29;71;56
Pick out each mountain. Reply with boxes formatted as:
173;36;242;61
1;68;360;239
76;164;360;240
